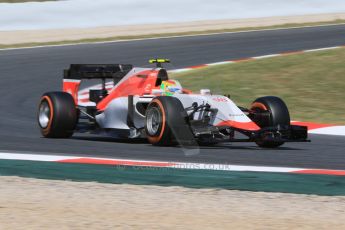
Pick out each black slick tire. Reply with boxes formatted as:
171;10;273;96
251;96;290;148
145;96;194;146
38;91;78;138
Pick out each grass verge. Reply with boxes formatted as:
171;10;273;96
171;48;345;125
0;19;345;49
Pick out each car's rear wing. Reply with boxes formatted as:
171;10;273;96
63;64;133;104
63;64;133;80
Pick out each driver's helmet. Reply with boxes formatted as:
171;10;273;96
160;80;183;96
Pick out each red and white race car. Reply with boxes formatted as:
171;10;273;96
38;59;308;147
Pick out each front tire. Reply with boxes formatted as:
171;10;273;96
251;96;290;148
145;96;194;146
38;92;78;138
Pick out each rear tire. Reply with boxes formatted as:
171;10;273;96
38;92;78;138
251;96;290;148
145;96;194;146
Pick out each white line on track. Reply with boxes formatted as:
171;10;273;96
1;151;345;176
168;45;344;72
0;152;305;172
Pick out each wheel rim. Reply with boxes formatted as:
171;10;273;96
146;106;162;136
38;100;51;128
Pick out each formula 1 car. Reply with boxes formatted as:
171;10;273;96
37;59;308;148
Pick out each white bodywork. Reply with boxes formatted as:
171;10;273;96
95;94;252;132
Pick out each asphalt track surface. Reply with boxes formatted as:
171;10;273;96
1;24;345;170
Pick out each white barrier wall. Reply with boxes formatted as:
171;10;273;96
0;0;345;30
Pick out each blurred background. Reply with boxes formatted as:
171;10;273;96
1;0;345;30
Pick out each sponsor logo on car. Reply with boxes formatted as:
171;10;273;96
212;97;228;102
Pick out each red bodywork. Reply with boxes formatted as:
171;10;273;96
63;68;191;111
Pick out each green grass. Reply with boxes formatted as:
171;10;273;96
1;19;345;49
171;48;345;125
